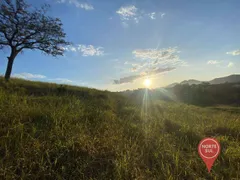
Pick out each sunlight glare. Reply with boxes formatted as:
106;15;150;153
143;79;152;88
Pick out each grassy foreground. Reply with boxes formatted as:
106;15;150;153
0;79;239;179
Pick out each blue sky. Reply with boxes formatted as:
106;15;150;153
0;0;240;91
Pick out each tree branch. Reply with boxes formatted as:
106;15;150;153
1;0;69;55
0;40;9;46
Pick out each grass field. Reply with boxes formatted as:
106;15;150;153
0;79;239;179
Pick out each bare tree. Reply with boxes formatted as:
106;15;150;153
0;0;70;81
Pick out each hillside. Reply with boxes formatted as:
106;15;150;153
124;82;240;106
166;74;240;87
209;74;240;84
0;78;240;179
180;79;203;85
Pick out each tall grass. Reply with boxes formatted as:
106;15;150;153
0;79;239;179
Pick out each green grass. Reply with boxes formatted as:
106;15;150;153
0;78;239;179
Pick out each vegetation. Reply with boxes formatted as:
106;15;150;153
171;82;240;106
0;0;69;80
123;82;240;107
0;78;239;179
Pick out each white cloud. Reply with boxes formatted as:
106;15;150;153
132;47;185;69
227;62;234;68
226;49;240;56
147;12;165;20
116;5;139;27
49;78;74;83
161;13;166;18
207;60;220;65
114;47;184;84
13;73;46;79
132;47;182;67
116;5;138;20
78;45;104;56
148;12;156;20
63;44;104;56
57;0;94;10
12;72;74;84
116;5;165;26
63;45;77;52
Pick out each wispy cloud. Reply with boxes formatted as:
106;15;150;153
227;62;234;68
226;49;240;56
161;13;166;18
63;45;77;52
12;72;74;84
57;0;94;10
114;67;175;84
132;47;184;67
116;5;139;26
63;44;104;56
114;74;141;84
116;5;165;26
148;12;156;20
114;47;183;84
130;63;144;72
148;12;165;20
116;5;138;20
13;73;46;79
78;45;104;56
207;60;220;65
49;78;74;83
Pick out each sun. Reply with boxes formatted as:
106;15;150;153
143;79;152;87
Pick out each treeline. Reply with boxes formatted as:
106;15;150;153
121;88;176;106
122;82;240;106
170;82;240;106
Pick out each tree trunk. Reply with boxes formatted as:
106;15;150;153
5;50;18;81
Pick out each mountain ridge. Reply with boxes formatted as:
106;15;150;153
165;74;240;88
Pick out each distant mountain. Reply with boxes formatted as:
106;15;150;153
166;79;202;88
209;75;240;84
180;79;203;85
165;74;240;88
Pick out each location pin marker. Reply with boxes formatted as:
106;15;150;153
198;138;221;173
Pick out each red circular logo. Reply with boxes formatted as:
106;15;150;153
198;138;220;159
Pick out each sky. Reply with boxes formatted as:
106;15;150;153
0;0;240;91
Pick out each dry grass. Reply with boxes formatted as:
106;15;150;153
0;78;239;179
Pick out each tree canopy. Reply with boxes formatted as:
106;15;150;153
0;0;70;80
